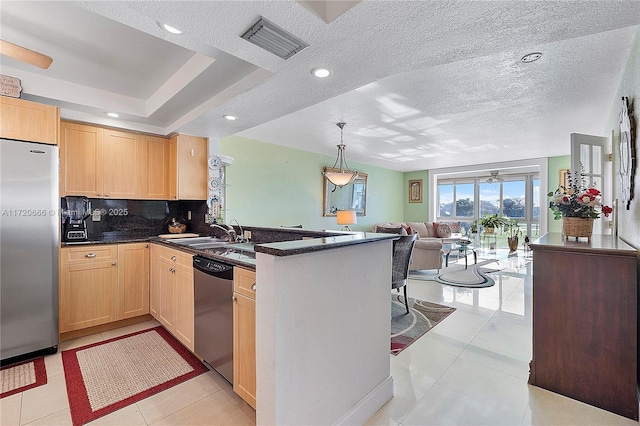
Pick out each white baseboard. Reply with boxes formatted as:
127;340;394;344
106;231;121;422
335;375;394;425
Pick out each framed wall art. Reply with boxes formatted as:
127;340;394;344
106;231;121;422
409;179;422;203
559;169;569;189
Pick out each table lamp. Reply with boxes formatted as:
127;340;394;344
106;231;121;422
336;210;356;231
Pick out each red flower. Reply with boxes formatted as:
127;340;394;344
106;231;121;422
602;205;613;217
586;188;601;196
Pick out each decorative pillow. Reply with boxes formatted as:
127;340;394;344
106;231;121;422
437;223;452;238
446;221;462;234
432;222;439;237
377;226;406;235
401;224;413;235
407;222;429;237
424;222;435;237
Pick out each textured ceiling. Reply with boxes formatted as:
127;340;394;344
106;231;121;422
0;0;638;172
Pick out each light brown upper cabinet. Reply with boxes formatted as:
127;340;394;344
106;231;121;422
169;134;208;200
102;128;144;199
144;135;170;200
60;121;175;199
60;122;103;197
0;97;59;145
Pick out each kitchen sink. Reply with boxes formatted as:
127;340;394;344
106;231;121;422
166;236;256;252
226;242;256;251
167;236;231;247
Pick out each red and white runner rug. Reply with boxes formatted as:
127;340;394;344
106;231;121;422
62;326;207;425
1;357;47;398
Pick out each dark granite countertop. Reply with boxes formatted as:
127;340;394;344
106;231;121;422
253;232;396;257
61;228;397;270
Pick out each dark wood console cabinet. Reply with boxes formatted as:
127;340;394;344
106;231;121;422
529;233;639;420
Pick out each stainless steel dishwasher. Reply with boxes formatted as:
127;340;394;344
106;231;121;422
193;256;234;384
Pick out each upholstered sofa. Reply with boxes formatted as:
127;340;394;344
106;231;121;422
373;221;464;271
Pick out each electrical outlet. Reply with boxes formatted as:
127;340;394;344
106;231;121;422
243;230;252;240
204;214;215;224
92;209;101;222
187;210;192;220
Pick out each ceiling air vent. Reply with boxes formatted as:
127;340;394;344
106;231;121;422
241;17;308;60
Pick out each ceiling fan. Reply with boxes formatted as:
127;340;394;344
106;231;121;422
486;170;504;184
0;40;52;69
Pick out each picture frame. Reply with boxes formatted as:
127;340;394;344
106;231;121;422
559;169;569;189
409;179;423;203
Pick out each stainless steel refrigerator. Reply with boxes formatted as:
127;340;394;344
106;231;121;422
1;138;59;363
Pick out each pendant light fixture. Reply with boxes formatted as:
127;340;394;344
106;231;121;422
323;122;358;188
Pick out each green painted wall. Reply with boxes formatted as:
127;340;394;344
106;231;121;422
403;171;430;221
547;155;571;233
219;136;404;231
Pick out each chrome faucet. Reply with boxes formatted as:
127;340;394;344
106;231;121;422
209;223;237;242
229;219;248;243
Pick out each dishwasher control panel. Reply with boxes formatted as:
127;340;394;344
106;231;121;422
193;256;234;274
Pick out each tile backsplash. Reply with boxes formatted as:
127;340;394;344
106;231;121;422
60;198;210;240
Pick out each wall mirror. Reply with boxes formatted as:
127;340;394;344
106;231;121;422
323;167;367;216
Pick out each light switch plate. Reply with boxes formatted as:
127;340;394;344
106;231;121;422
92;209;101;222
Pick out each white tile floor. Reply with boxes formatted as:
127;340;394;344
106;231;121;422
0;320;255;425
1;250;637;425
367;251;638;426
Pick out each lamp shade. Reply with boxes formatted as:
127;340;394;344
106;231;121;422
336;210;357;225
324;170;358;187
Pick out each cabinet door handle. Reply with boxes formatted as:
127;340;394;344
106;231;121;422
111;262;117;266
171;256;177;261
251;283;256;291
97;193;102;196
145;244;149;248
85;253;96;258
105;194;110;197
232;296;237;302
169;267;175;273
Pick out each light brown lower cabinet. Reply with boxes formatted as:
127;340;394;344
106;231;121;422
117;243;150;319
233;267;256;409
59;243;150;333
149;244;195;352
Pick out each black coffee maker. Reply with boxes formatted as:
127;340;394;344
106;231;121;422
62;196;91;242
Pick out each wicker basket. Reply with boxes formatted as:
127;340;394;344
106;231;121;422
563;217;594;242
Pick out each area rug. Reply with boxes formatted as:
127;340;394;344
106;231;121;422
410;259;505;288
391;294;456;355
62;326;207;426
1;357;47;398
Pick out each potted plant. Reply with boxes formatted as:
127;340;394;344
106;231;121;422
503;218;521;252
479;213;503;234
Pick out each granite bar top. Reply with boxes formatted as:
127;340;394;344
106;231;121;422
61;228;398;269
253;232;397;257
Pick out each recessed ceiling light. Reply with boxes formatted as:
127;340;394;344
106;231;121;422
312;67;331;78
159;22;182;34
107;112;119;118
223;115;238;121
521;52;542;63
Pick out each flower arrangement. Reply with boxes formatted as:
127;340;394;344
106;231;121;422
548;169;612;220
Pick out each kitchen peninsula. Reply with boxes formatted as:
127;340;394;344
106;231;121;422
63;224;397;425
252;231;396;425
